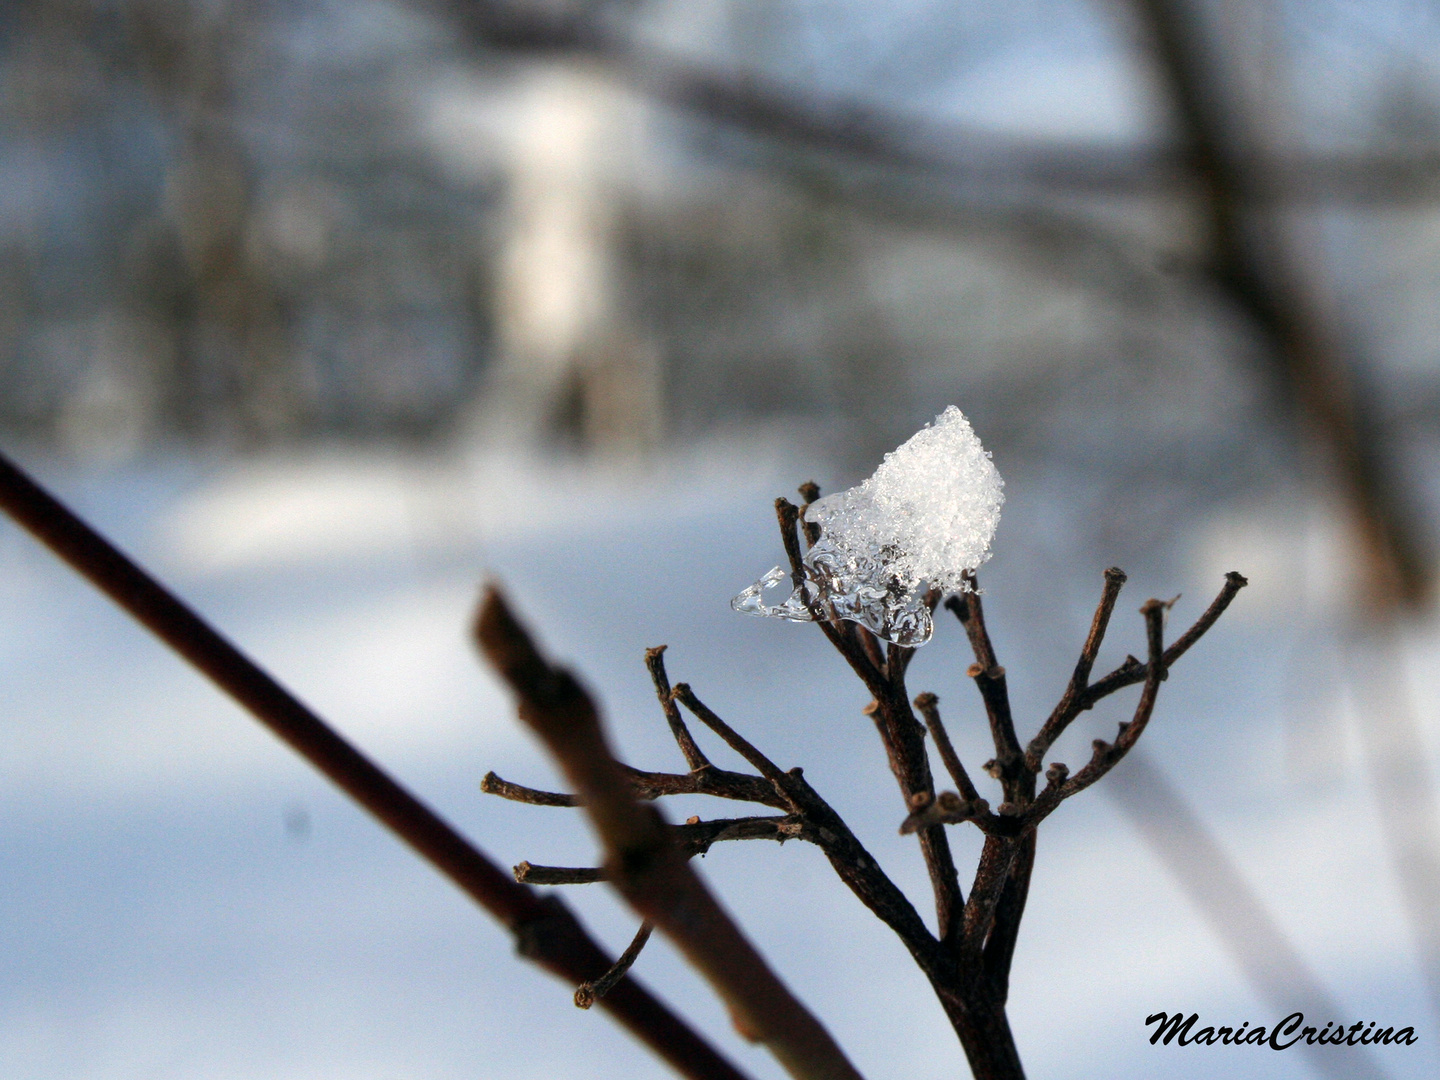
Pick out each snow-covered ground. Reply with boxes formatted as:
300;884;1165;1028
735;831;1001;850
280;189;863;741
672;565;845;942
1;437;1436;1080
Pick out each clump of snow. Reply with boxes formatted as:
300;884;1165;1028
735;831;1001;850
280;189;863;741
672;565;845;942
732;406;1003;646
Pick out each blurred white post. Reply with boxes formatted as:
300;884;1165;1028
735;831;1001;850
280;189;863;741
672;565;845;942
477;62;662;457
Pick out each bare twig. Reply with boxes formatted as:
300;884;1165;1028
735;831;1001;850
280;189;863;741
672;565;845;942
1025;567;1127;772
960;837;1025;960
946;576;998;670
863;691;967;951
1078;571;1247;710
672;683;803;811
947;580;1024;798
483;771;578;806
898;790;998;835
647;646;711;771
0;449;754;1080
483;764;789;810
577;923;655;1010
475;587;867;1080
913;693;983;807
979;832;1036;1002
775;498;886;696
1025;600;1170;827
517;862;606;885
515;816;815;886
798;481;822;547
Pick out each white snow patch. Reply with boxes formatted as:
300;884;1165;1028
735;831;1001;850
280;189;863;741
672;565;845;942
734;406;1003;645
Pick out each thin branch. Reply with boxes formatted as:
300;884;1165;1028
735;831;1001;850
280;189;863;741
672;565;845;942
577;923;655;1010
946;579;1023;791
899;790;999;836
775;498;886;696
0;449;754;1080
626;763;793;809
483;764;790;811
475;587;866;1080
671;683;803;811
913;693;982;806
1025;567;1128;772
517;862;606;885
515;816;815;885
864;692;967;951
483;771;578;806
970;664;1023;793
1025;600;1170;827
1079;572;1247;709
798;481;822;547
945;576;998;671
646;646;711;770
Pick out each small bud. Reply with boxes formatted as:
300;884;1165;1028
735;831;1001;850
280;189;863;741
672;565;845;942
936;791;964;814
910;790;933;810
685;815;701;825
983;758;1002;778
1045;762;1069;785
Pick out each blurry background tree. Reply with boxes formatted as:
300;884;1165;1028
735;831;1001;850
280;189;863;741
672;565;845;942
4;1;1440;1078
6;0;1439;543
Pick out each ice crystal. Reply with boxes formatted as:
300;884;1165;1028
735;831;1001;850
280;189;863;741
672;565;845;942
732;406;1003;646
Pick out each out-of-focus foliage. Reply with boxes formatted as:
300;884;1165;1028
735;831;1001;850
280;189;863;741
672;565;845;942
2;0;1439;547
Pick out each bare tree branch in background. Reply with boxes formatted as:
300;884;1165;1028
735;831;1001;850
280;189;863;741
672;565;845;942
1132;0;1440;1020
430;0;1440;206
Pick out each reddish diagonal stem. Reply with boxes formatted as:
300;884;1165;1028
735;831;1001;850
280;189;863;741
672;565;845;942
0;450;753;1080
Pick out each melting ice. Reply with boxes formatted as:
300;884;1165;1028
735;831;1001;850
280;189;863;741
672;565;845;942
732;406;1003;646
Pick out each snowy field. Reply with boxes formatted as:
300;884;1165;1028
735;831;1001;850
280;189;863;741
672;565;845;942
1;436;1436;1080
